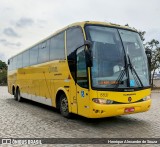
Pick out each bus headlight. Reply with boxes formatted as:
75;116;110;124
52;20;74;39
142;95;151;101
92;98;113;104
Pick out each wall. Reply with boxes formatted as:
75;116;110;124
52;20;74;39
153;79;160;87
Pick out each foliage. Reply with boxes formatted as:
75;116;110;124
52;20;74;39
139;31;146;42
138;30;160;86
0;69;7;85
0;60;7;70
144;40;160;86
0;60;7;85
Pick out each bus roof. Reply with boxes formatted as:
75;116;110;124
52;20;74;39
9;21;137;59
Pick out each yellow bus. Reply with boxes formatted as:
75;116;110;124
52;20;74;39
8;21;152;118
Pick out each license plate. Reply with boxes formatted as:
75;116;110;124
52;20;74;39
124;107;135;113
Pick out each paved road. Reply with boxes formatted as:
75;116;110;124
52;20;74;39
0;86;160;146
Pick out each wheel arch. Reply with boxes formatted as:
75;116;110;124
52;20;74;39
55;88;71;112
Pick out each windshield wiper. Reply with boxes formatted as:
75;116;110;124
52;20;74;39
113;54;128;88
127;55;144;88
114;66;127;88
114;55;144;88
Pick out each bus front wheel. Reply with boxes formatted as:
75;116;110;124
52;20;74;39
60;94;71;118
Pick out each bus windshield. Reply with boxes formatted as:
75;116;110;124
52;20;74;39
85;25;149;89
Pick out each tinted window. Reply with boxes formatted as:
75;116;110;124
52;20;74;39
30;46;38;65
8;59;12;71
23;50;30;67
50;32;65;60
17;54;23;68
12;57;17;70
66;27;84;81
38;40;50;63
66;27;84;56
77;47;88;88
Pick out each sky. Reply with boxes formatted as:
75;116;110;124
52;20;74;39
0;0;160;63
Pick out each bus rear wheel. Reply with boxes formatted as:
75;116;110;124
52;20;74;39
14;92;17;101
60;94;71;118
13;87;17;101
17;88;23;102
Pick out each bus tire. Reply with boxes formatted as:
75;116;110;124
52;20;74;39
60;94;71;118
17;88;23;102
14;92;17;101
13;87;17;101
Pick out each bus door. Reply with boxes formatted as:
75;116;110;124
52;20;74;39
76;47;90;117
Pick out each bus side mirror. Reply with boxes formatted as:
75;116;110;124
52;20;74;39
8;60;10;65
145;49;152;66
85;40;93;67
75;40;93;67
84;40;92;49
145;49;152;84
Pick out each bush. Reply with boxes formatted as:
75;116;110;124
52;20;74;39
0;70;7;85
0;60;7;86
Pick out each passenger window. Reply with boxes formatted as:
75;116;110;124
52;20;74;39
67;27;84;81
38;40;50;63
12;57;17;70
9;58;13;70
50;32;65;60
66;27;84;56
30;46;38;65
17;54;23;68
23;50;30;67
76;47;88;88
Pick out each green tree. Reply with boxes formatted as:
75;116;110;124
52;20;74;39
0;60;7;85
139;30;146;42
145;40;160;86
0;69;7;85
0;60;7;70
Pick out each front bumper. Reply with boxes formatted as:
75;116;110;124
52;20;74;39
89;99;151;118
